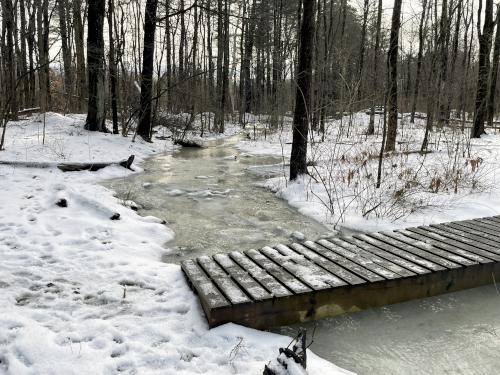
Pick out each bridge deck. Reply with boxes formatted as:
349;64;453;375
181;217;500;329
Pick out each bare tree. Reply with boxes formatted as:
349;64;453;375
137;0;159;141
471;0;494;138
85;0;107;132
385;0;403;152
290;0;316;180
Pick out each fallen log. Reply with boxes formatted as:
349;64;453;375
173;139;204;148
0;155;135;172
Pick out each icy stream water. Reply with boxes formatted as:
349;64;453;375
105;134;334;263
106;134;500;375
274;284;500;375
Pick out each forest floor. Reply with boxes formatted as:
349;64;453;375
0;113;350;374
237;112;500;233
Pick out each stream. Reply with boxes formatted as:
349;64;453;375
105;134;500;375
105;134;334;263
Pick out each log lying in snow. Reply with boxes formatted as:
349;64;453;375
0;155;135;172
173;139;204;148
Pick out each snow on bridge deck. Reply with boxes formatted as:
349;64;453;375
181;216;500;329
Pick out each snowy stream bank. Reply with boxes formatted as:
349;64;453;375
0;114;350;374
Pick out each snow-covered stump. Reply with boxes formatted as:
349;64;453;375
264;330;308;375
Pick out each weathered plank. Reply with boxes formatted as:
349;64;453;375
337;236;422;276
273;244;347;288
229;251;291;298
431;223;500;249
261;246;333;290
319;239;401;279
197;256;250;304
303;240;384;282
446;222;500;241
355;233;442;272
484;216;500;225
423;225;500;257
406;227;498;262
244;249;311;294
381;231;471;266
181;259;230;309
288;242;366;285
477;218;500;228
397;229;484;264
450;221;500;242
213;253;273;301
367;232;457;269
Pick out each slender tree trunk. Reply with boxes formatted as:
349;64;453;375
2;0;18;120
368;0;383;134
290;0;316;181
74;0;87;112
472;0;494;138
215;0;225;131
58;0;73;112
385;0;403;152
410;0;428;123
19;0;29;109
108;0;119;134
137;0;159;141
487;5;500;128
85;0;107;132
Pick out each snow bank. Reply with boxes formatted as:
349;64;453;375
237;113;500;233
0;114;350;374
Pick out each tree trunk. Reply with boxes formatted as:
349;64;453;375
58;0;73;112
2;0;18;120
472;0;494;138
410;0;428;123
137;0;159;141
385;0;403;152
368;0;383;134
290;0;316;181
487;5;500;128
85;0;107;132
74;0;87;112
108;0;119;134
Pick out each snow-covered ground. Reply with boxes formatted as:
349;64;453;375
237;113;500;233
0;114;351;374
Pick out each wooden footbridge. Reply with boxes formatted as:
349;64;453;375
181;217;500;329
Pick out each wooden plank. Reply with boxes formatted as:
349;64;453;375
432;223;500;250
181;259;230;309
274;244;348;287
326;238;413;278
244;249;312;294
264;245;347;289
478;217;500;227
213;253;273;301
303;240;384;282
475;218;500;234
356;233;443;272
452;221;500;241
446;222;500;242
471;218;500;232
197;256;251;304
381;231;469;267
407;227;499;262
343;236;428;275
229;251;291;298
397;229;484;265
288;243;366;285
424;225;500;256
484;216;500;225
